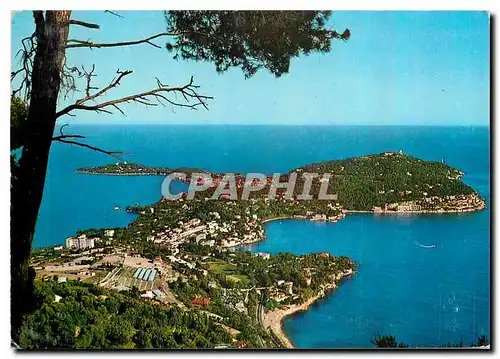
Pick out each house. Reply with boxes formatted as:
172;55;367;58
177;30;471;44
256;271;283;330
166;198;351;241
104;229;115;237
53;245;63;251
275;292;288;302
141;291;155;299
192;297;211;307
255;252;270;260
397;203;421;212
234;340;247;348
311;214;327;221
195;233;207;242
152;290;164;298
57;276;67;283
201;239;215;247
318;252;330;258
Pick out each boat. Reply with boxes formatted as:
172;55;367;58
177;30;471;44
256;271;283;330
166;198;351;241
113;206;121;211
415;241;436;249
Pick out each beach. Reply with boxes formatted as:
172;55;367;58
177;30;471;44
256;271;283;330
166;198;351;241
262;293;327;348
262;277;347;348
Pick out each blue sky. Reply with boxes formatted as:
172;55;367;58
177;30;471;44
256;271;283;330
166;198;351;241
11;11;490;126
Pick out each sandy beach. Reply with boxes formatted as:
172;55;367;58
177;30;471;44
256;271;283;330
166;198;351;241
262;281;340;348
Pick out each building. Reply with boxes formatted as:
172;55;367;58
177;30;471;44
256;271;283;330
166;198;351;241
153;256;163;265
141;291;154;299
255;252;270;260
201;239;215;247
311;214;327;221
192;297;211;307
65;234;95;250
234;340;247;348
152;290;164;298
104;229;115;237
397;203;422;212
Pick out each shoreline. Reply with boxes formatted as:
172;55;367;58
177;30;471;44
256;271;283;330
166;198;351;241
261;215;306;224
262;273;352;349
76;171;169;176
251;203;484;349
346;205;486;215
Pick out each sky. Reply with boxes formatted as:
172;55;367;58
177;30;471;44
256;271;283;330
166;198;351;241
11;11;490;126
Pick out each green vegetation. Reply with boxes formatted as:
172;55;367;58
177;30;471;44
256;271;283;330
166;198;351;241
19;280;233;349
11;97;28;151
11;9;351;345
80;152;483;213
24;151;485;349
77;162;207;176
371;333;489;349
295;152;477;211
371;333;408;348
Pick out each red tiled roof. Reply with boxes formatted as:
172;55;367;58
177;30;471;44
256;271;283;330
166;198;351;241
191;297;211;306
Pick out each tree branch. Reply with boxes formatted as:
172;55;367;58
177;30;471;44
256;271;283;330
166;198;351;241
56;74;212;119
104;10;123;18
66;32;173;49
53;138;125;159
11;33;36;99
77;69;132;106
52;124;86;141
52;134;86;140
52;124;124;158
68;19;100;29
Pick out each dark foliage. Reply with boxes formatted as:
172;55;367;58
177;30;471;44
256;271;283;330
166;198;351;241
373;333;490;349
371;333;408;348
165;11;349;78
19;280;232;349
11;97;28;151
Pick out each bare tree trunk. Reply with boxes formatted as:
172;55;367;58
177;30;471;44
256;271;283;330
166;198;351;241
11;10;71;342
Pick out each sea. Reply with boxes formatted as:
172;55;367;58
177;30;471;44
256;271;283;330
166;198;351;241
34;125;490;348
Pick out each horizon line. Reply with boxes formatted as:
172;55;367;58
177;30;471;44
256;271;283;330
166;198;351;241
60;123;490;127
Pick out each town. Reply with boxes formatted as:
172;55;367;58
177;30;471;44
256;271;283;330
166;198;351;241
28;152;486;348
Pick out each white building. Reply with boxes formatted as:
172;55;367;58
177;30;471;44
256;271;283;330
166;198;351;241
65;234;95;250
255;252;270;260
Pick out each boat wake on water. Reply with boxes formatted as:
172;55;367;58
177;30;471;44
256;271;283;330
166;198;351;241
415;241;437;249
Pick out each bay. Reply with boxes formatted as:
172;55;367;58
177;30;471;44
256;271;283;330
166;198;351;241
33;124;490;348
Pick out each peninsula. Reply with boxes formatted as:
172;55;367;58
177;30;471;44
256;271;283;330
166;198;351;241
23;152;485;349
77;162;208;176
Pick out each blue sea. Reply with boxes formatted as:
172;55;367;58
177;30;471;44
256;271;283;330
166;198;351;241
34;125;490;348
